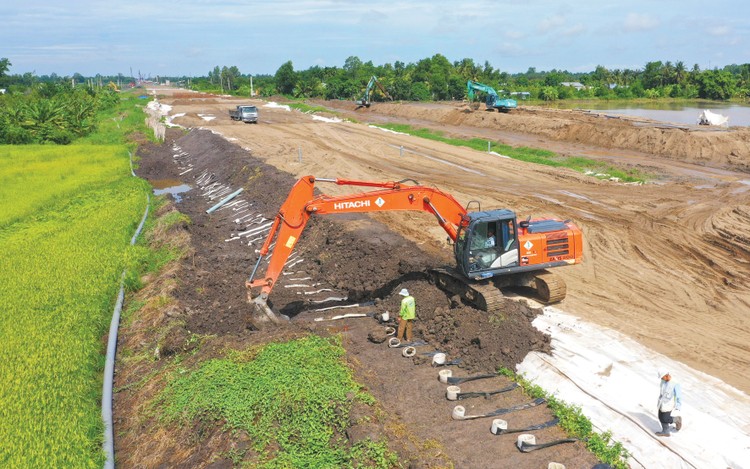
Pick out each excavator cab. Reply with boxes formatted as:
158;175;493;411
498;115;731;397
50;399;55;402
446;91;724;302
454;210;520;278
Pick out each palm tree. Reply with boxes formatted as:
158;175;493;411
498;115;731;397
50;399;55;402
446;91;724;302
674;61;687;85
662;61;675;86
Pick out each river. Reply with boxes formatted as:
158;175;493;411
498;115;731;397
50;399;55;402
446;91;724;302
539;100;750;127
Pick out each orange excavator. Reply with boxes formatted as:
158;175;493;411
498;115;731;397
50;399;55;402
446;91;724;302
246;176;583;324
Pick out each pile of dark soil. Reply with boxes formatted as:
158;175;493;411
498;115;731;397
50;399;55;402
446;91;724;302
137;128;550;371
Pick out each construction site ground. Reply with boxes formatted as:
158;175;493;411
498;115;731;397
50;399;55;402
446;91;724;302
114;88;750;468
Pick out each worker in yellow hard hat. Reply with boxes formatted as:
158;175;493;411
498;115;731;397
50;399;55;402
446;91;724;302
396;288;416;343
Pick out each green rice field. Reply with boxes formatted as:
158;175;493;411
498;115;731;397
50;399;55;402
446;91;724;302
0;144;148;467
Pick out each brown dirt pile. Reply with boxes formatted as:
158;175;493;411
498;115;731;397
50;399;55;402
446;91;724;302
320;99;750;173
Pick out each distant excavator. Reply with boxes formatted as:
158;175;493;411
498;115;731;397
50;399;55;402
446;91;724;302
246;176;583;325
355;76;392;109
467;80;518;112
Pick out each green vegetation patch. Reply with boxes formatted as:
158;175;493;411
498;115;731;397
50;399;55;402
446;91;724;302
0;145;148;467
157;335;397;468
374;123;646;183
78;92;155;146
287;102;334;114
0;145;130;230
499;368;630;468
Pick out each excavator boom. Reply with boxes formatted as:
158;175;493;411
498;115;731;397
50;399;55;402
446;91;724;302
356;76;392;108
247;176;468;299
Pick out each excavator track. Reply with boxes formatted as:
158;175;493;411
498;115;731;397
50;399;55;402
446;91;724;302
532;271;567;304
428;268;505;314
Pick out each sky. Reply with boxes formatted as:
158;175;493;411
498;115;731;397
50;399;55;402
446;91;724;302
3;0;749;78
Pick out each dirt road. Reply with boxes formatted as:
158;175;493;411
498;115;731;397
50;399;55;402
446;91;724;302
157;90;750;396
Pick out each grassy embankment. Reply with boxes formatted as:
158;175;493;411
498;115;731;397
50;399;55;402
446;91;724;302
0;93;152;467
96;97;399;466
372;123;647;183
154;335;398;467
499;368;630;468
286;101;334;114
284;99;644;183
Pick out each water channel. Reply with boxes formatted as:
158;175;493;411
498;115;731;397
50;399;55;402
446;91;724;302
540;100;750;127
151;178;191;203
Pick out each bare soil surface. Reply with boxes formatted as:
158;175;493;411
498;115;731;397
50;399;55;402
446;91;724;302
114;87;750;467
157;91;750;394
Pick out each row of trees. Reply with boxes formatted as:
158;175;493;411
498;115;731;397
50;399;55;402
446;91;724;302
190;55;750;103
1;55;749;125
2;55;748;102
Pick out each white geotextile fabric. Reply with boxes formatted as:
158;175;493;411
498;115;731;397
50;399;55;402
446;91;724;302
517;306;750;469
698;109;729;126
312;115;343;123
263;102;291;111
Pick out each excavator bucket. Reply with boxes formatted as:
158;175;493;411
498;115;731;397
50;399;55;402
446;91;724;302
248;294;285;329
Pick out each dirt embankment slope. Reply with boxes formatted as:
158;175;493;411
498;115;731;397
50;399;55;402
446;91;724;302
323;100;750;173
158;91;750;395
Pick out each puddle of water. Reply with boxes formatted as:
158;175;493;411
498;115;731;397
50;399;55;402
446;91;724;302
152;180;192;202
545;101;750;127
151;178;184;189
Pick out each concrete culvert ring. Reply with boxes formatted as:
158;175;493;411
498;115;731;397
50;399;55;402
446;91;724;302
491;419;508;434
446;385;461;400
388;337;401;348
452;405;466;420
385;326;396;336
402;346;416;358
439;369;452;383
516;434;536;450
432;352;446;365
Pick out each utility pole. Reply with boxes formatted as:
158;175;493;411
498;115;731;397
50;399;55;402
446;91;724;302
250;75;254;97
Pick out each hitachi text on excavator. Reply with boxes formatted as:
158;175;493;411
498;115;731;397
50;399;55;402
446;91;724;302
246;176;582;325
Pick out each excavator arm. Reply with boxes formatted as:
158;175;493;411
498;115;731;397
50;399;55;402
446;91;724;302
356;76;392;108
247;176;468;304
467;80;498;101
374;79;392;101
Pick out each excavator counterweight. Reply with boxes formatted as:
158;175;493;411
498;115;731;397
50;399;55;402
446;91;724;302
246;176;582;324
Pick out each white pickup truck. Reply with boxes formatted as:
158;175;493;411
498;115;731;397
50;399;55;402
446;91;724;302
229;105;259;124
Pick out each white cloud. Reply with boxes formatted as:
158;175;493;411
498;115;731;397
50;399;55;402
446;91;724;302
494;42;528;57
538;14;566;32
561;23;586;37
357;9;388;25
622;12;659;32
707;25;730;36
